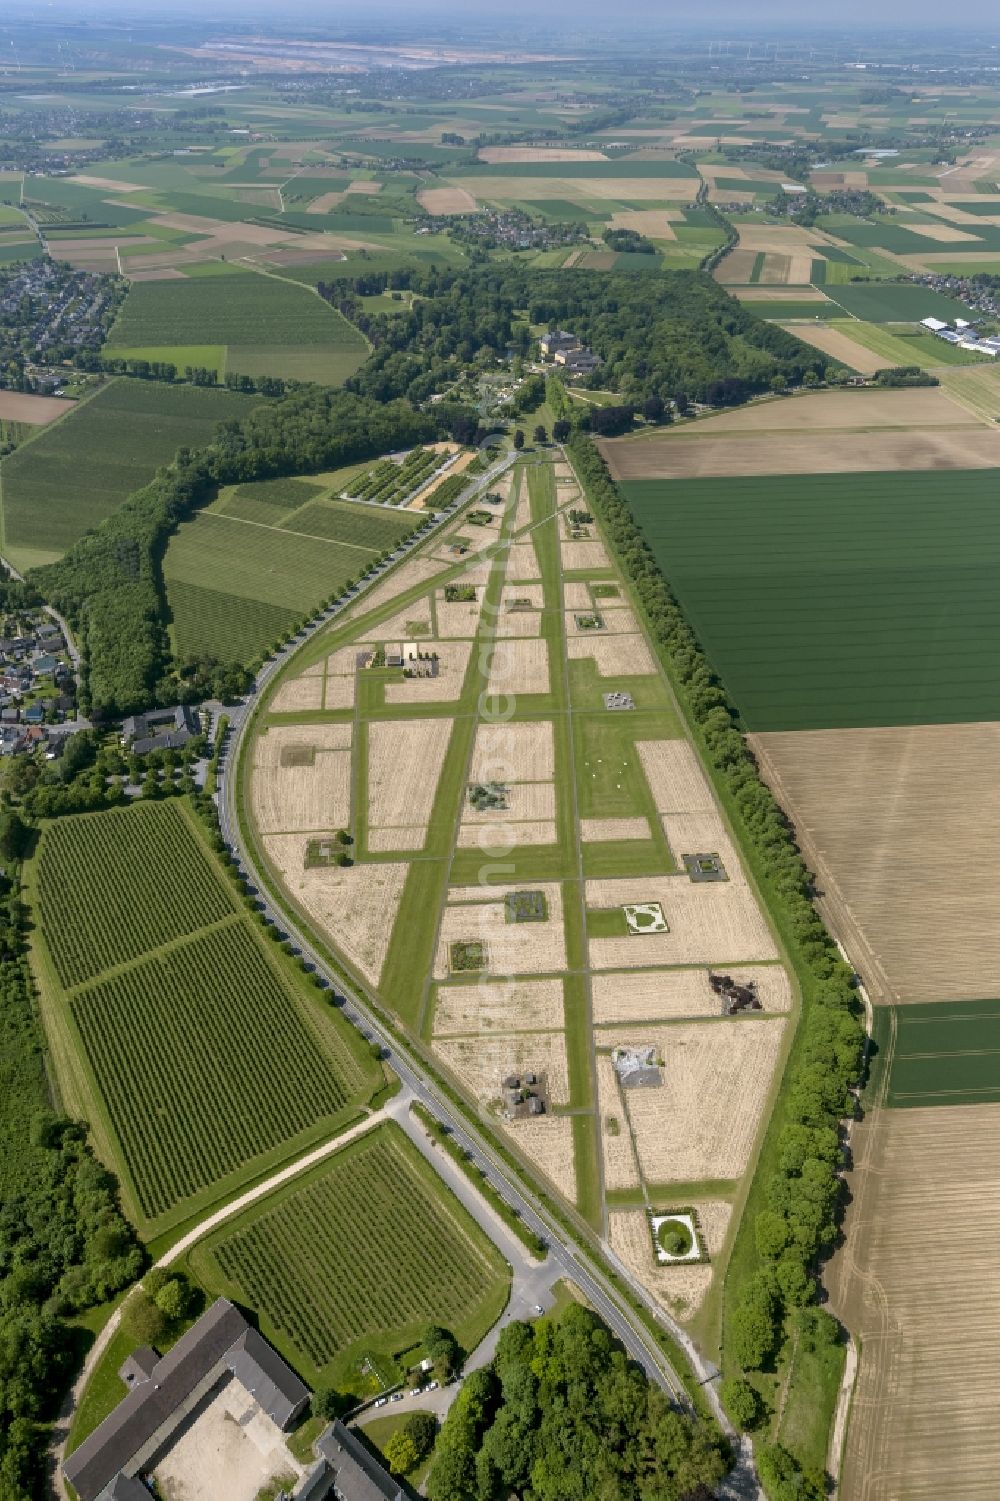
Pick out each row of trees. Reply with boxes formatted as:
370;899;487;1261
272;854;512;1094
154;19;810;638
426;1304;728;1501
30;386;437;717
568;439;865;1500
98;356;288;397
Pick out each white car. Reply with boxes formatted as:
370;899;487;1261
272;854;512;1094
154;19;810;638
374;1397;388;1408
533;1305;544;1314
426;1381;439;1391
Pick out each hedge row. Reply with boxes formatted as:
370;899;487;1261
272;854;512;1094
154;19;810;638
567;436;865;1495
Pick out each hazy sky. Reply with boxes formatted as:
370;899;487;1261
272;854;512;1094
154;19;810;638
15;0;1000;28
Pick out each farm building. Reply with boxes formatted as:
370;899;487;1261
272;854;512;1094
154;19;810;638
612;1045;662;1089
122;704;199;755
62;1299;309;1501
297;1420;405;1501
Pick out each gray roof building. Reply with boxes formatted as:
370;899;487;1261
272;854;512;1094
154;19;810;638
309;1421;406;1501
62;1299;309;1501
122;705;199;756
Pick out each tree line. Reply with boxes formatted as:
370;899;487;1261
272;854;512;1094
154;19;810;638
568;438;865;1500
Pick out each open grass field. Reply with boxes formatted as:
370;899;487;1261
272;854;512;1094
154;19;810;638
0;379;257;570
164;493;416;664
104;272;369;385
30;800;378;1237
191;1123;509;1387
835;1102;1000;1500
750;722;1000;1005
622;469;1000;731
820;280;976;322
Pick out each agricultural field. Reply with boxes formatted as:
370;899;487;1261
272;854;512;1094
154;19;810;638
189;1123;509;1389
164;481;419;664
104;273;369;385
0;379;257;570
241;452;793;1347
620;468;1000;732
749;722;1000;1005
28;800;380;1236
832;1102;1000;1501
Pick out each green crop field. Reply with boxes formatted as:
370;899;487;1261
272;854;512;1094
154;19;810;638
30;800;378;1234
623;469;1000;731
746;301;834;322
192;1123;509;1386
164;493;414;663
37;802;233;988
879;999;1000;1108
0;380;257;570
461;157;698;178
71;921;368;1221
822;281;976;323
104;273;369;385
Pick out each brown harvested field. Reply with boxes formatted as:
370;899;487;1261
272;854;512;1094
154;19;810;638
601;426;1000;479
432;976;565;1036
779;323;888;375
662;811;743;878
586;873;779;969
835;1103;1000;1501
433;1029;570;1106
306;191;343;213
384;639;472;704
598;605;641;635
456;819;557;849
637;739;714;813
750;721;1000;1004
0;391;74;424
495;610;541;638
503;1116;576;1202
434;587;484;637
367;718;453;840
334;557;448;626
592;965;792;1025
581;817;651;842
607;1017;786;1181
469;719;555;782
758;253;791;284
560;536;611;571
263;838;407;986
462;781;556;824
609;210;676;240
732;285;829;302
486;637;551;697
449;175;700;203
126;268;188;282
505;539;541;580
370;601;433;639
71;173;147;192
269;675;324;713
478;146;608;163
563;581;593;611
417;186;478;214
715;250;760;284
435;882;566;978
597;1056;641;1191
346;180;382;194
251;723;352;833
566;632;656;678
608;1200;733;1323
907;221;982;242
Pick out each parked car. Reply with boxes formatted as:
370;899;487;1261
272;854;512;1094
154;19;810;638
390;1393;403;1402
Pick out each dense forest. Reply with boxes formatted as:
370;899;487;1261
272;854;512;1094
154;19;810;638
0;872;142;1497
325;264;830;407
426;1304;729;1501
30;386;438;718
